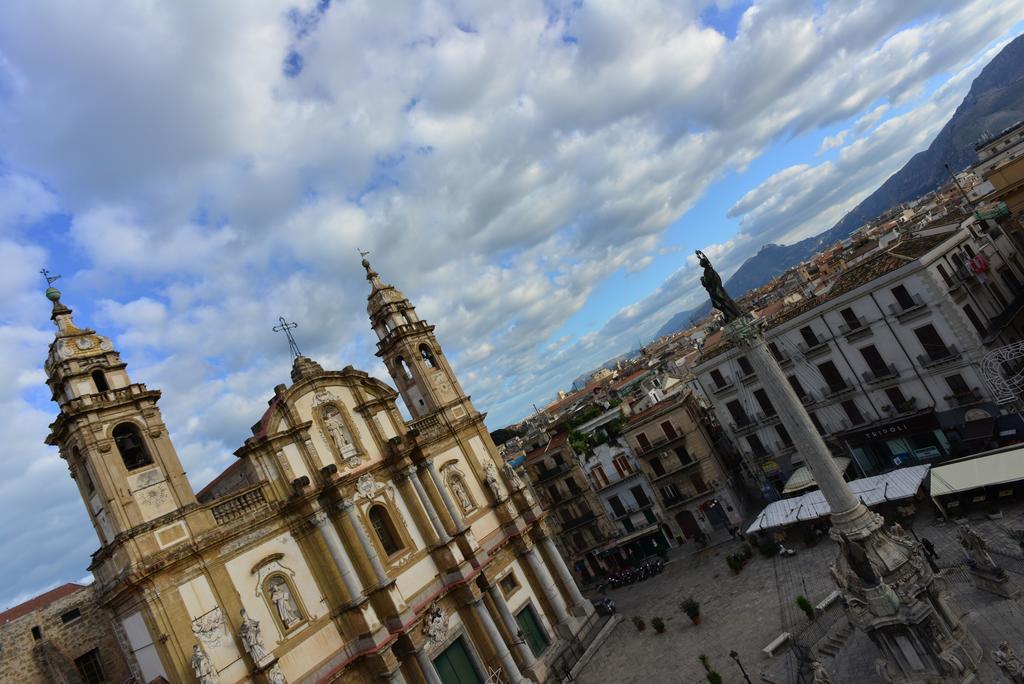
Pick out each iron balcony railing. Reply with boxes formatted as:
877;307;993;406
862;363;899;384
917;344;961;368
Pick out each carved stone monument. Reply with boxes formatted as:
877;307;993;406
957;523;1018;598
191;643;218;684
697;251;980;683
239;609;274;668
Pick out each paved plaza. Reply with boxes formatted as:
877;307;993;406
575;502;1024;684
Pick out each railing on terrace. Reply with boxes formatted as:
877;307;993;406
210;486;269;525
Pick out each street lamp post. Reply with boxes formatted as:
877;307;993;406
729;650;752;684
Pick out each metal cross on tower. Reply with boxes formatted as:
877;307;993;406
358;248;371;259
40;268;62;286
273;316;301;358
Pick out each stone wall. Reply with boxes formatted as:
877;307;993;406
0;585;133;684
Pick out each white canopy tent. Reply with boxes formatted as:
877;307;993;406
930;445;1024;514
781;457;851;495
746;465;930;535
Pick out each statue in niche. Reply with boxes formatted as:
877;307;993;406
695;250;745;323
267;577;302;628
191;643;217;684
448;472;474;513
239;609;271;666
322;404;355;456
483;460;504;501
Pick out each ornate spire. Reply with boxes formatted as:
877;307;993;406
41;269;77;334
362;255;387;295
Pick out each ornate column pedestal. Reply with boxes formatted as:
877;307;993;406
722;312;981;683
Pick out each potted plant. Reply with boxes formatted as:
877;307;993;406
651;617;666;633
698;655;722;684
681;597;701;624
632;616;646;631
796;595;816;621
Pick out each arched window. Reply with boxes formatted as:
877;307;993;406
419;344;438;368
112;423;153;471
395;356;412;379
368;505;403;556
91;370;110;392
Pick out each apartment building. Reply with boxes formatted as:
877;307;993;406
694;220;1024;493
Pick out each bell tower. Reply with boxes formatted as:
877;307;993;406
42;283;202;573
363;258;473;421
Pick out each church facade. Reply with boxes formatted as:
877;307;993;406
41;260;592;684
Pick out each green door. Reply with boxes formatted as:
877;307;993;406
515;604;551;657
433;637;482;684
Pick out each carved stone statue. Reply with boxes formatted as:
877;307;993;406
840;533;880;587
448;473;473;513
191;643;217;684
422;602;449;645
268;578;302;628
483;460;504;501
239;609;271;667
994;641;1024;683
957;524;999;572
266;663;288;684
504;461;525;490
810;660;833;684
695;250;745;323
322;405;354;454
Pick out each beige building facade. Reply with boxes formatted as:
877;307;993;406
39;260;592;684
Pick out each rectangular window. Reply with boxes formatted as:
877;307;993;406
768;342;786;362
608;495;626;517
946;374;971;396
635;433;651;451
787;376;806;398
725;400;750;426
1000;267;1023;292
691;473;708;493
673;445;692;465
591;466;608;488
988;283;1008;308
775;424;793;447
737;356;754;376
936;263;953;287
746;434;768;457
800;326;819;347
913;324;949;361
859;345;889;375
891;284;915;310
499;571;520;597
612;455;631;478
75;649;105;684
753;389;776;417
963;304;987;336
841;400;865;426
661;483;681;500
710;368;727;388
60;608;82;624
809;412;826;435
631;485;651;508
840;307;860;328
650;456;665;476
817;360;845;390
885;387;907;408
660;421;677;439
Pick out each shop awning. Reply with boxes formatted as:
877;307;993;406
745;464;929;535
781;458;850;495
930;445;1024;497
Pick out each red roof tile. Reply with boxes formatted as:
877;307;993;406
0;583;86;625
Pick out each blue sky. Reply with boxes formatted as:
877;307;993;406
1;0;1023;608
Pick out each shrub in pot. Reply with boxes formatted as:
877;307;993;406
796;595;816;620
632;616;646;631
651;617;665;633
681;597;701;624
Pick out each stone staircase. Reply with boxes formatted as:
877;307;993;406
814;619;853;660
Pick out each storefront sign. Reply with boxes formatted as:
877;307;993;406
913;446;941;460
761;460;780;474
843;412;940;447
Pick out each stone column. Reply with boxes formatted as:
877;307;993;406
414;647;443;684
387;667;407;684
471;596;527;683
735;317;874;536
540;536;590;616
341;498;391;586
309;509;364;603
486;585;536;671
525;546;571;633
424;459;467;532
406;466;451;544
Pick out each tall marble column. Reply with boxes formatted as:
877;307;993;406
486;585;536;671
387;667;407;684
309;509;364;603
406;466;451;544
414;647;443;684
471;596;527;683
525;546;570;630
340;498;391;586
424;459;467;533
540;536;591;616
